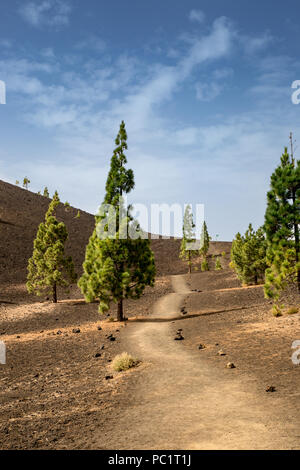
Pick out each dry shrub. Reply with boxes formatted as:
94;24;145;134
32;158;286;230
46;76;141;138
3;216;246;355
286;306;299;315
112;352;139;372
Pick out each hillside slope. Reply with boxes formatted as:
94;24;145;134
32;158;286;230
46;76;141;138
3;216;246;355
0;179;231;285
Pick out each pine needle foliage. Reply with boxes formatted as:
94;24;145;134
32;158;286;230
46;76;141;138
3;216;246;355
78;121;155;321
264;147;300;300
180;205;198;274
26;192;77;302
230;224;267;285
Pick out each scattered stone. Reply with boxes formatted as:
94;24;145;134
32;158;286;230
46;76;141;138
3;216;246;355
226;362;236;369
56;330;62;335
198;344;206;350
174;332;184;341
266;386;276;393
72;328;81;334
34;373;39;378
95;353;102;358
105;375;113;380
100;344;105;350
218;350;226;356
106;334;116;341
97;326;102;331
16;336;21;339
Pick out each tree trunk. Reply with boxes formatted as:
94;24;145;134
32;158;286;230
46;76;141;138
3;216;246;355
117;299;124;322
188;251;191;274
292;189;300;293
53;282;57;303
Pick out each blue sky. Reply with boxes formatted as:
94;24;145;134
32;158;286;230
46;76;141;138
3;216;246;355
0;0;300;240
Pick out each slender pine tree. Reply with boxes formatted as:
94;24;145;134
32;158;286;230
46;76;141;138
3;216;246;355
27;192;77;302
199;221;210;271
264;147;300;300
78;121;155;321
180;205;198;274
215;256;222;270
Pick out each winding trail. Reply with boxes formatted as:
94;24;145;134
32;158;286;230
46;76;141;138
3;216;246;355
104;275;298;450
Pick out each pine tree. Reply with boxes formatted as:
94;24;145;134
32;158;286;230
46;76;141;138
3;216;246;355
215;256;222;270
201;258;209;271
199;221;210;271
230;224;267;285
23;177;30;189
26;192;77;303
180;205;198;274
43;187;50;198
78;121;155;321
264;147;300;300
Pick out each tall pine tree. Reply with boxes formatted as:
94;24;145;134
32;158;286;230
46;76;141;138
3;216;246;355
180;205;198;274
78;121;156;321
264;147;300;300
27;192;77;302
199;221;210;271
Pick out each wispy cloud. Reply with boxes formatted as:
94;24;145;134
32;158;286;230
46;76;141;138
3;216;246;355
19;0;72;28
0;12;293;239
241;31;274;55
189;9;206;24
75;34;106;53
195;82;223;101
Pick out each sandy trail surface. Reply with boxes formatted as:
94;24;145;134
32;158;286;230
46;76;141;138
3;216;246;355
99;275;299;450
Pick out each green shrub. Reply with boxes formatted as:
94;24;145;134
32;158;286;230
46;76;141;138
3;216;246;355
271;304;282;317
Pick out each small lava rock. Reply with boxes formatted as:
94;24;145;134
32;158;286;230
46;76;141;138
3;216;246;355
266;386;276;393
56;331;62;335
97;326;102;331
174;334;184;341
226;362;236;369
95;353;102;358
218;350;226;356
72;328;81;334
198;344;206;350
105;375;113;380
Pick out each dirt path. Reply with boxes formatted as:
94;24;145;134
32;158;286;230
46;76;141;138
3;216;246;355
99;275;299;450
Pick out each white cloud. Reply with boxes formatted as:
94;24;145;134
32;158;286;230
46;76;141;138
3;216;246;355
0;14;293;239
242;31;273;55
189;9;206;24
19;0;71;28
195;82;223;101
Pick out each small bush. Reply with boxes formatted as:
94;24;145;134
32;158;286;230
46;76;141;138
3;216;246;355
271;304;282;317
286;306;299;315
201;258;209;271
112;352;139;372
215;256;222;270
